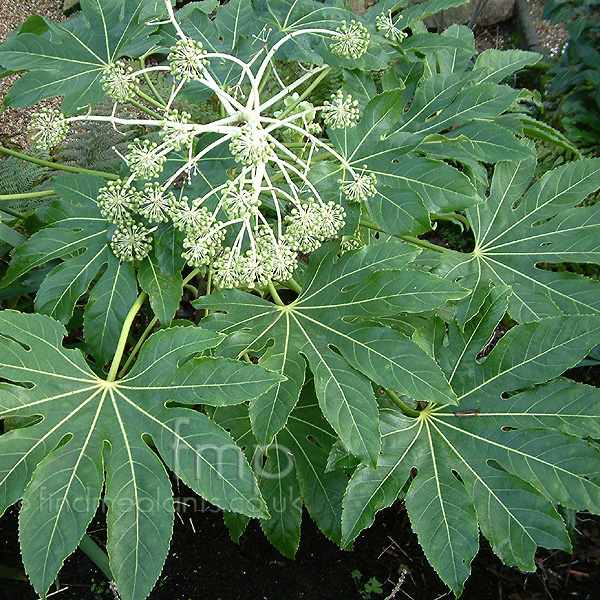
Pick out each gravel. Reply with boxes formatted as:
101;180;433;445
0;0;64;150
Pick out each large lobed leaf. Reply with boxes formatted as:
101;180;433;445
196;241;465;466
342;287;600;595
0;312;282;600
436;157;600;321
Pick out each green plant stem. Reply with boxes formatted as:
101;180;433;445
0;206;26;219
0;189;55;202
386;390;420;418
267;280;285;306
0;146;120;180
129;97;165;120
139;57;167;106
184;283;199;298
117;315;158;379
285;277;302;294
359;219;447;253
136;89;168;111
79;534;113;580
431;212;470;230
278;66;332;120
107;292;148;382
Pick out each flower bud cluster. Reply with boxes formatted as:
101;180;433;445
342;171;377;202
229;125;274;166
222;179;261;219
125;139;166;180
97;181;141;225
161;110;196;151
284;200;346;253
375;11;406;42
110;222;154;262
182;224;225;268
28;108;69;151
102;61;138;103
137;183;177;223
330;20;370;59
322;91;360;129
171;197;214;234
168;37;210;82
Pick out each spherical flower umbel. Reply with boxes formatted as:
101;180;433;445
168;37;209;82
284;200;346;253
125;139;166;180
229;125;273;166
110;222;154;262
255;229;298;282
322;91;360;130
171;197;215;234
161;110;196;151
375;11;406;42
330;20;370;59
137;183;177;223
101;61;138;103
28;108;69;151
181;227;225;268
97;181;140;225
222;178;261;219
342;170;377;202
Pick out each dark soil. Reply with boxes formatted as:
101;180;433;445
1;483;599;600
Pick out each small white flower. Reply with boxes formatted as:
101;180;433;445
97;181;140;225
342;170;377;202
137;183;177;223
110;222;154;262
161;110;195;151
322;91;360;130
222;178;261;219
125;139;166;180
168;37;209;82
375;11;406;42
102;61;138;103
330;20;370;59
28;108;69;151
229;124;273;165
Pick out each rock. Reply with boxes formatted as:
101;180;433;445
407;0;515;29
347;0;379;15
63;0;80;15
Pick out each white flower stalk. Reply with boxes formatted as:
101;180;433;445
97;181;140;225
28;108;69;151
375;11;406;42
168;37;209;81
125;139;166;180
343;170;377;202
102;61;138;103
330;20;370;59
322;91;360;129
110;222;154;262
137;183;177;223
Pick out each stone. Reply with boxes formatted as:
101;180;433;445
406;0;515;29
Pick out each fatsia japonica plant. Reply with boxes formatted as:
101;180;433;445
1;0;600;598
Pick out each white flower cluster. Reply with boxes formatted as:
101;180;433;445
322;91;360;130
330;20;370;59
375;11;406;42
125;139;166;180
168;37;209;81
102;61;138;103
284;200;346;253
28;108;69;151
110;223;154;262
161;110;196;151
342;170;378;202
229;125;274;165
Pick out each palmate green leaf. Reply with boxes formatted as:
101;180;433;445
342;289;600;596
0;313;282;600
0;174;135;363
0;0;159;113
138;251;183;326
197;241;464;466
213;379;348;554
436;157;600;321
